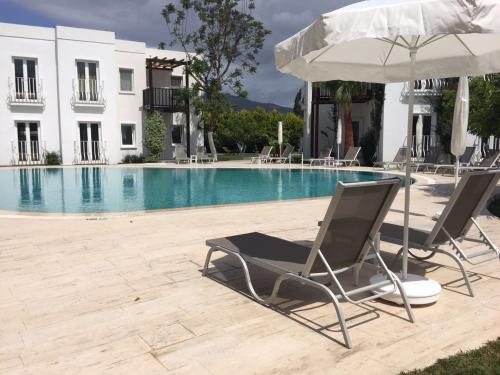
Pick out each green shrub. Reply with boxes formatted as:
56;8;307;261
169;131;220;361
122;154;145;164
45;151;62;165
144;111;166;162
360;128;378;166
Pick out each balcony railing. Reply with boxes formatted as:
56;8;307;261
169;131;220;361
402;79;446;96
7;77;45;106
72;79;105;107
73;140;107;164
11;140;46;165
143;87;186;112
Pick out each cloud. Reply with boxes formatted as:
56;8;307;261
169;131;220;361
5;0;360;107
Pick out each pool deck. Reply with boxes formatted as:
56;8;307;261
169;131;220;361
1;161;499;374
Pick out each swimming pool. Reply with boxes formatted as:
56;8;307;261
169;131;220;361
0;167;404;213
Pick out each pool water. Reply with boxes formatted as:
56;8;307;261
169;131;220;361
0;167;404;213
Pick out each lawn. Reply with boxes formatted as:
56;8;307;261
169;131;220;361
401;338;500;374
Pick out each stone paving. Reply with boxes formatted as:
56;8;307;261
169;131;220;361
1;161;499;374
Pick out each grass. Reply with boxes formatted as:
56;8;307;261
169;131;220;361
216;153;257;161
488;197;500;219
400;338;500;375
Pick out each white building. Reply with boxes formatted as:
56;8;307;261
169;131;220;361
302;80;487;163
0;22;201;166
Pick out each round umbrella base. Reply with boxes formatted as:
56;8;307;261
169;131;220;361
370;273;441;305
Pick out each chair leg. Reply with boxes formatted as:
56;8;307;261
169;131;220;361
389;271;415;323
430;248;474;297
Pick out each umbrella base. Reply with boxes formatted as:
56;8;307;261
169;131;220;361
370;273;441;305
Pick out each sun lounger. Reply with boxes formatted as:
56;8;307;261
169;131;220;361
464;150;500;171
196;147;213;163
380;170;500;297
269;145;294;164
174;144;190;164
335;146;361;167
308;146;334;166
432;146;476;174
410;146;441;172
374;147;406;170
251;146;273;164
203;178;414;349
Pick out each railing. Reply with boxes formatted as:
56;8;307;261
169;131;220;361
73;140;107;164
402;79;446;96
72;79;105;106
143;87;185;112
7;77;45;106
11;140;46;165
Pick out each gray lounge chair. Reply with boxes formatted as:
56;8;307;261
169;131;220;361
174;144;190;164
251;146;273;164
335;146;361;167
196;146;213;163
432;146;477;174
269;145;294;164
309;146;334;166
464;150;500;171
374;147;407;170
203;178;414;349
411;146;442;172
380;170;500;297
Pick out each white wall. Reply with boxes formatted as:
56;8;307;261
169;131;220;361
0;23;60;165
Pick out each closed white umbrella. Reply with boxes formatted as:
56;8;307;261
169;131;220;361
416;115;424;159
451;77;470;186
278;121;283;156
275;0;500;304
337;117;342;159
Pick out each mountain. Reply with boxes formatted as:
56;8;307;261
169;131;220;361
226;95;293;113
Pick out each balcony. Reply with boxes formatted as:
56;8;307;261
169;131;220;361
143;87;186;112
402;79;446;97
72;79;106;108
73;140;107;164
11;140;46;165
7;77;45;107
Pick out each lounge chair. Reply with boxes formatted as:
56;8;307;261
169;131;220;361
464;150;500;171
174;144;190;164
251;146;273;164
309;146;334;166
203;178;414;349
411;146;442;172
374;147;407;170
335;146;361;167
432;146;477;174
196;146;213;163
269;145;294;163
380;170;500;297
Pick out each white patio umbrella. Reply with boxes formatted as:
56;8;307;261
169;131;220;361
451;77;470;186
278;121;283;156
337;117;342;159
275;0;500;304
416;115;424;159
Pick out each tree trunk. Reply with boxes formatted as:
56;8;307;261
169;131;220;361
207;131;218;162
343;106;354;154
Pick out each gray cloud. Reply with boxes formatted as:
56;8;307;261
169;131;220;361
7;0;360;107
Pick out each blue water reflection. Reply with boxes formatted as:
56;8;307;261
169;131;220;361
0;167;404;213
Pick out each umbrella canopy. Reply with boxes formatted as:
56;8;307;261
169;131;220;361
451;76;470;185
416;115;424;159
337;117;342;158
278;121;283;156
275;0;500;293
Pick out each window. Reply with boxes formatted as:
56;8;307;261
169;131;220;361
76;61;99;101
171;76;183;88
121;124;135;147
13;58;37;99
172;125;182;144
120;69;133;92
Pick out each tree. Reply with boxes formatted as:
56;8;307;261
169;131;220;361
469;74;500;138
325;81;365;153
293;89;304;118
144;111;166;162
158;42;166;50
162;0;271;161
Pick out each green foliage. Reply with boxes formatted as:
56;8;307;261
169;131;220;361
360;128;378;166
293;89;304;118
400;337;500;375
144;111;166;162
469;75;500;138
44;151;61;165
121;154;145;164
213;108;303;153
162;0;271;133
435;88;455;154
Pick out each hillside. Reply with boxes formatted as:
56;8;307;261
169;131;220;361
226;95;293;113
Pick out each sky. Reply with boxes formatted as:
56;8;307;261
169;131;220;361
0;0;359;107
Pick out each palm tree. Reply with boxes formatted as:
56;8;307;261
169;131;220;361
326;81;365;152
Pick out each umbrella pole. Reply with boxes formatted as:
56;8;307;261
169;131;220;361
455;160;460;187
402;48;417;281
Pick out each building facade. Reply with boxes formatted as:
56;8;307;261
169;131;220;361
0;22;201;166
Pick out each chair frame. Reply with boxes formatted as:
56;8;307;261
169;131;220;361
334;146;361;167
251;146;273;164
203;179;415;349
